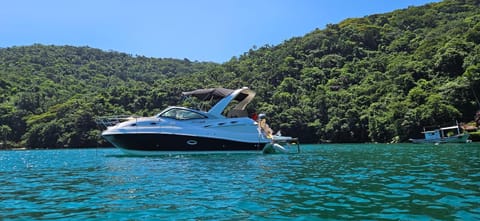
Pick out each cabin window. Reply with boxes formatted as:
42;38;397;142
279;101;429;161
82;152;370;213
159;108;206;120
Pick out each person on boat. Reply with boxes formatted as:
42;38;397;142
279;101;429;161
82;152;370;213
250;112;258;121
258;113;274;138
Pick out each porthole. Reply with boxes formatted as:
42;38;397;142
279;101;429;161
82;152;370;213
186;140;198;145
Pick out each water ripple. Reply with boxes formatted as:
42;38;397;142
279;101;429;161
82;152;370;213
1;144;479;220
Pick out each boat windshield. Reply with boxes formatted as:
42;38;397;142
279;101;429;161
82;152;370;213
158;108;207;120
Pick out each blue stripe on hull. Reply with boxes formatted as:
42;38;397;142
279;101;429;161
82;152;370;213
103;134;267;151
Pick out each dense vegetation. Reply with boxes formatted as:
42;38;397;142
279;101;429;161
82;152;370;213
1;0;479;148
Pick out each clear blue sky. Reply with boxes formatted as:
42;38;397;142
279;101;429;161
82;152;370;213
1;0;440;63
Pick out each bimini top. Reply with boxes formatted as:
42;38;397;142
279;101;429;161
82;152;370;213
182;88;249;102
182;87;255;117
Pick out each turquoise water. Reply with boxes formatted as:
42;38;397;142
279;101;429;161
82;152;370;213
1;143;479;220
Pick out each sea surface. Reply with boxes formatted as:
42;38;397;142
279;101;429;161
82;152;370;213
1;143;479;220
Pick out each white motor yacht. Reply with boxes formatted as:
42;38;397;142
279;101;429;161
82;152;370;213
97;87;299;155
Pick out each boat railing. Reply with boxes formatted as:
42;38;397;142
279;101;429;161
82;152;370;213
95;115;137;129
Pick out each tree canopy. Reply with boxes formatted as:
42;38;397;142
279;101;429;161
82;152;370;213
1;0;479;148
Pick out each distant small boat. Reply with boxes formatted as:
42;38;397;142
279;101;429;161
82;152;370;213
409;123;470;144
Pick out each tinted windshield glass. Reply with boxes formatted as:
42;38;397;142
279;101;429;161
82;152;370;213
159;108;206;120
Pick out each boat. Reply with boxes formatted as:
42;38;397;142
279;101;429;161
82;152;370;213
96;87;299;155
409;123;471;144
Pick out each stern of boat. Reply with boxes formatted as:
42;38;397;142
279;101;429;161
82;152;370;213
262;136;300;154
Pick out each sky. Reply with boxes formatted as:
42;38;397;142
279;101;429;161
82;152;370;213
1;0;440;63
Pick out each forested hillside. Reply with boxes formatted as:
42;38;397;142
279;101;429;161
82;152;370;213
1;0;479;148
0;45;219;148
